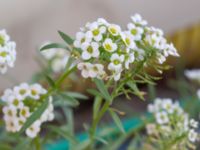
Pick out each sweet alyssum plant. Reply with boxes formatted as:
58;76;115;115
0;14;185;150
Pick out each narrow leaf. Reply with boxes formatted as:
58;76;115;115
65;91;88;100
127;81;145;100
40;43;68;51
58;31;74;45
109;109;125;134
94;78;111;101
93;96;102;119
48;125;77;145
45;75;56;88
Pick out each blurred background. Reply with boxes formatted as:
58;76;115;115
0;0;200;90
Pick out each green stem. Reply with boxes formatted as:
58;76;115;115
34;136;41;150
89;100;111;146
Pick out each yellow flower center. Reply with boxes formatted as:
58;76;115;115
0;35;5;46
131;29;137;35
109;27;117;35
0;51;7;57
113;59;120;65
13;99;19;106
87;46;93;53
92;29;100;36
104;44;112;51
20;89;26;95
31;89;37;96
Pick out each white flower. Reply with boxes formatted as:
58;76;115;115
1;88;13;102
81;42;99;60
0;29;10;46
29;84;47;100
164;43;179;57
7;95;24;109
89;64;105;78
190;119;198;128
4;117;19;132
0;29;16;74
156;111;169;124
188;129;198;143
97;18;109;26
88;22;106;41
121;32;136;49
20;106;31;119
162;98;173;113
77;62;92;78
108;24;121;36
108;53;124;71
13;83;30;100
131;14;147;26
73;32;92;48
26;120;41;138
127;23;144;41
3;105;17;119
103;38;117;52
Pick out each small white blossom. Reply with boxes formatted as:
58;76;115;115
108;53;124;71
188;129;198;143
131;13;147;26
108;24;121;36
103;38;117;52
127;23;144;41
156;111;169;124
81;42;99;60
185;69;200;83
190;119;198;128
88;22;106;41
73;32;92;48
0;29;16;74
26;120;41;138
77;62;92;78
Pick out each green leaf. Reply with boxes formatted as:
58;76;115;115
72;139;90;150
94;136;108;145
87;89;103;98
40;43;68;51
48;125;77;145
93;96;102;119
65;91;88;100
18;99;49;135
63;108;74;135
58;31;74;45
58;92;80;106
93;78;111;102
108;109;125;134
45;75;56;88
127;81;145;100
15;139;31;150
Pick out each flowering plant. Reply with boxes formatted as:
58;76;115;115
0;14;192;150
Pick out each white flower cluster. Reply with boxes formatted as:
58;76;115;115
74;14;179;81
185;69;200;83
147;98;199;145
1;83;54;138
41;42;70;73
0;29;16;74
